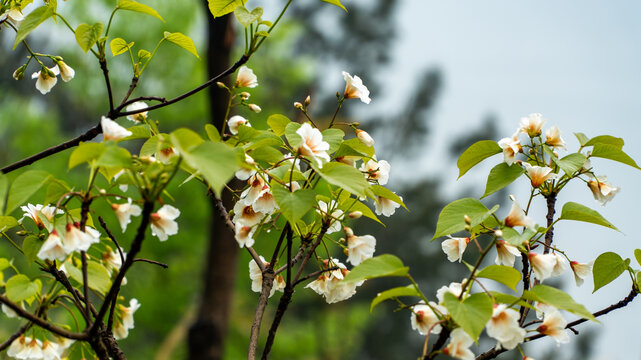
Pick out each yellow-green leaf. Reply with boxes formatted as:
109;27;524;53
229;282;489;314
457;140;502;178
321;0;347;11
163;32;199;58
75;22;103;53
117;0;164;22
208;0;245;17
110;38;134;57
13;6;54;49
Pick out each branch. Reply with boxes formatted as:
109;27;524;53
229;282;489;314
133;258;168;268
98;216;125;265
99;58;115;116
543;193;557;254
248;267;275;360
293;222;330;284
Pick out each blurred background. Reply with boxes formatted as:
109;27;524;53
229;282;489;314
1;0;640;359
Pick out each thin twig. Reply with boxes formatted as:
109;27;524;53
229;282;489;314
133;258;168;268
98;216;125;265
99;58;115;116
0;323;30;351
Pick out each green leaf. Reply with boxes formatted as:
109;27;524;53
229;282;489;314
457;140;501;178
122;125;151;141
267;114;291;136
343;254;409;283
6;274;41;304
557;153;587;175
117;0;164;21
44;181;70;206
249;146;283;164
369;185;407;210
171;128;204;152
0;258;10;271
476;265;521;292
0;216;19;232
205;124;221;142
443;292;493;341
69;142;106;169
370;285;420;312
75;23;103;53
635;249;641;267
284;122;302;148
163;31;199;58
87;262;111;294
13;6;54;49
21;235;41;264
482;163;524;198
523;285;597;322
490;292;535;310
179;141;239;197
321;0;347;11
236;126;260;143
500;227;535;247
574;132;589;146
6;170;51;215
591;143;641;170
234;6;263;27
208;0;245;17
559;202;618;231
432;198;499;240
593;252;627;293
110;38;134;57
335;138;375;158
95;146;132;168
322;128;344;154
271;184;316;225
584;135;624;149
138;49;151;60
255;30;270;37
312;162;370;198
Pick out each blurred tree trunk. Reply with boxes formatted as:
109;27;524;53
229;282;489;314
187;6;238;360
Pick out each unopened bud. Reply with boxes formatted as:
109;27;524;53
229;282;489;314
355;129;374;147
240;91;251;100
343;248;349;256
248;104;262;113
343;226;354;237
338;237;345;243
216;82;226;88
494;230;503;237
294;102;303;110
553;150;559;158
99;189;107;195
464;224;472;232
304;95;311;106
16;230;27;236
348;211;363;219
13;64;26;80
529;148;535;155
464;215;472;225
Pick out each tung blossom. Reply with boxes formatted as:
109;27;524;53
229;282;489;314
545;125;566;150
374;195;402;217
126;101;149;122
20;203;63;230
305;259;363;304
570;260;594;287
587;175;619;206
443;328;475;360
32;66;59;94
112;199;142;232
497;131;521;165
342;71;371;104
55;60;75;82
360;158;391;185
235;223;256;248
37;230;67;261
528;252;557;282
296;123;330;167
345;231;376;265
236;66;258;88
436;281;465;304
355;129;374;147
486;304;526;350
150;205;180;241
441;236;470;263
101;116;132;141
317;200;344;234
537;309;570;345
522;162;557;187
504;195;536;230
519;113;546;137
235;154;257;181
227;115;250;135
551;253;567;277
410;301;444;335
114;298;141;340
233;202;265;227
64;223;100;253
248;256;283;297
495;240;522;266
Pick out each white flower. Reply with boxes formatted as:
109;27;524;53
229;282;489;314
235;154;256;180
519;113;546;137
236;66;258;88
112;199;142;232
346;233;376;265
2;303;17;318
587;175;619;206
125;101;148;122
232;202;265;227
441;236;469;263
101;116;132;141
3;8;25;22
342;71;371;104
497;131;522;166
528;252;557;282
7;335;27;358
150;205;180;241
235;224;256;248
537;309;570;345
410;301;444;335
102;249;123;274
436;281;465;304
227;115;250;135
360;159;391;185
32;66;59;94
374;195;402;217
63;223;100;253
9;336;43;359
113;170;129;193
37;230;67;261
248;256;281;297
522;163;557;187
317;200;344;234
443;328;475;360
545;125;566;150
253;189;277;215
305;259;363;303
20;203;63;230
570;260;594;287
551;253;567;277
55;60;75;82
495;240;521;266
356;129;374;147
114;298;141;340
241;174;267;205
504;195;536;230
296;123;330;167
248;104;262;113
41;340;61;360
486;304;526;350
336;155;360;167
157;146;178;164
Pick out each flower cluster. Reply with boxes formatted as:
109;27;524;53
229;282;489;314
8;335;74;360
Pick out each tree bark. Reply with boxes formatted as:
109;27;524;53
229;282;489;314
187;6;238;360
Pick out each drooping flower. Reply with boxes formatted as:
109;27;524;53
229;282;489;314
570;260;594;287
551;253;567;277
504;195;536;230
9;336;43;359
63;223;100;253
519;113;546;137
2;8;25;23
101;116;132;141
374;196;402;217
345;232;376;265
41;340;60;360
112;199;142;232
55;60;75;82
441;236;470;263
236;66;258;88
32;66;59;94
156;146;178;164
436;281;465;304
486;304;526;350
37;230;67;261
305;259;363;304
235;223;256;248
232;202;265;227
102;249;123;275
248;104;262;113
545;125;566;150
356;129;374;147
443;328;475;360
522;162;557;187
227;115;250;135
360;159;391;185
253;187;277;215
7;335;27;358
317;200;344;234
528;252;557;282
497;131;522;165
114;298;141;340
241;174;267;206
296;123;330;167
235;154;256;180
410;301;444;335
587;175;619;206
150;205;180;241
537;309;570;345
125;101;148;122
495;240;521;266
248;256;281;297
342;71;371;104
20;203;63;230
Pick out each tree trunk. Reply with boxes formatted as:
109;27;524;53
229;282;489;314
187;6;238;360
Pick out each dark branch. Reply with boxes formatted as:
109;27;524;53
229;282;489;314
0;323;30;351
98;216;125;265
133;258;168;268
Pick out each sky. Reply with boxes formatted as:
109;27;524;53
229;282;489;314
378;1;641;359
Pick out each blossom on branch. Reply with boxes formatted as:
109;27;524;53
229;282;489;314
545;125;566;150
441;236;469;263
373;195;402;217
236;66;258;88
20;203;63;231
296;123;330;167
55;60;75;83
125;101;148;122
519;113;546;137
570;260;594;287
228;115;250;135
356;129;374;147
360;158;391;185
317;200;344;234
150;205;180;241
345;231;376;265
528;252;557;282
410;301;444;335
37;230;67;261
522;162;557;187
112;199;142;232
504;195;536;230
587;175;619;205
536;309;570;345
114;298;141;340
486;304;526;350
495;240;521;266
497;131;521;166
342;71;371;104
443;328;475;360
101;116;132;141
31;66;59;94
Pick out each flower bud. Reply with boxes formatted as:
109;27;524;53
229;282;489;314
12;64;26;80
343;248;349;256
464;224;472;232
240;92;251;100
99;189;107;195
304;95;311;106
348;211;363;219
343;226;354;237
494;229;503;237
464;215;472;225
355;129;374;147
216;82;226;88
16;230;27;236
294;102;303;110
248;104;262;113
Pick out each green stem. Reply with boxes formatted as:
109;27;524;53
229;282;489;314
253;0;293;53
104;8;119;37
459;239;495;299
328;98;345;128
139;38;165;74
